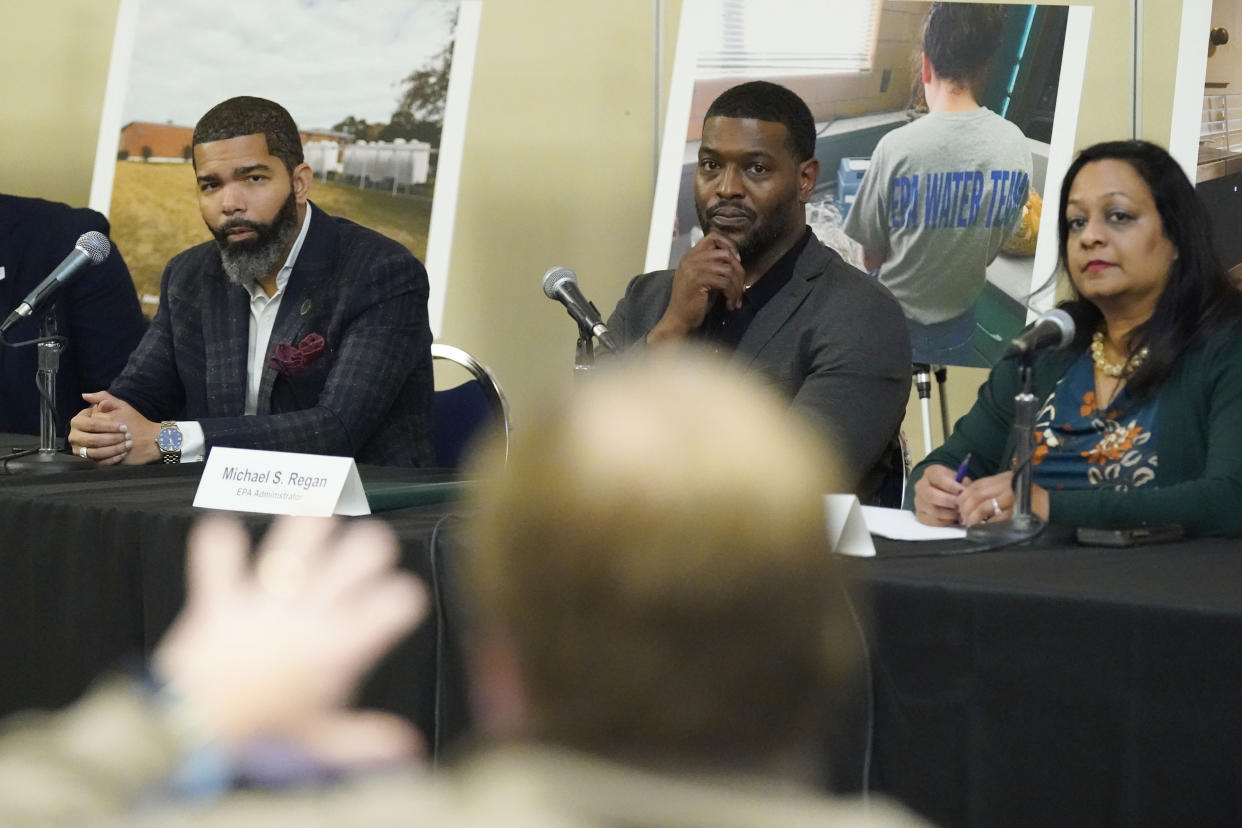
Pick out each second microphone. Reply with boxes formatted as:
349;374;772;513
541;266;619;353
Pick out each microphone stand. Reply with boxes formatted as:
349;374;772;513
934;364;951;438
573;319;597;381
4;309;93;475
966;354;1044;544
912;363;933;455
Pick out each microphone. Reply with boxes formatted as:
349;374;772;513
1003;308;1078;358
541;266;619;353
1;231;112;334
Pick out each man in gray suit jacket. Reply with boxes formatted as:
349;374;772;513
608;82;910;502
68;97;432;467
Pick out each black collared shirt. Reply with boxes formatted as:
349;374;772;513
697;227;812;351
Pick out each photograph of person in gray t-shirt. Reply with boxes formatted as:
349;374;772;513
843;3;1063;367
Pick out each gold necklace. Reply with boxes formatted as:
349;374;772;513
1090;331;1149;378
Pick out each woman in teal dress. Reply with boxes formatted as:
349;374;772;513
911;140;1242;536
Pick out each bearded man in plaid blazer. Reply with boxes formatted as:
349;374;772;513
68;97;433;467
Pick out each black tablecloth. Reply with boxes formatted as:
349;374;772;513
0;459;471;753
849;534;1242;827
4;449;1240;824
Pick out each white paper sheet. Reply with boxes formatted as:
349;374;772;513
860;506;966;541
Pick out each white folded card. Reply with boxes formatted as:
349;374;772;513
824;494;877;557
193;447;370;517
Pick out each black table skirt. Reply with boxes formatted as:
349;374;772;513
849;534;1242;827
0;460;471;754
4;448;1241;823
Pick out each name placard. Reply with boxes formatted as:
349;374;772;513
193;447;369;516
824;494;876;558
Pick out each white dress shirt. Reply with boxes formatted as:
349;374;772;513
174;204;314;462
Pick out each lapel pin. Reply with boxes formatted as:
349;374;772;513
299;298;312;316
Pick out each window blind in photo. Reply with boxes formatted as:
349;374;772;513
696;0;881;78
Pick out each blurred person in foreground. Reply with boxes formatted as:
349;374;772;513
0;353;922;826
911;141;1242;536
0;194;146;435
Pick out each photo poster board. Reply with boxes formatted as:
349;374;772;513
1178;0;1242;279
89;0;482;337
648;0;1092;368
1170;0;1213;180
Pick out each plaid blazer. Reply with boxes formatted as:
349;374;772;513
110;204;433;467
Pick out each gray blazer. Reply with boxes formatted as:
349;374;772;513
110;204;433;467
607;236;911;500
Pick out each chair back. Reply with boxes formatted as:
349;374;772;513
869;430;911;508
431;344;511;468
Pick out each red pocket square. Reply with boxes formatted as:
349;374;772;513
268;333;326;376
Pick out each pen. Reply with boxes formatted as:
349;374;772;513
953;452;973;484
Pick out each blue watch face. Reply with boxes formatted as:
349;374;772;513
158;428;183;452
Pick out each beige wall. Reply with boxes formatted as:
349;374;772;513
0;0;120;205
438;0;680;420
0;0;1195;460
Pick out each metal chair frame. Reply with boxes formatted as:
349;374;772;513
431;343;511;463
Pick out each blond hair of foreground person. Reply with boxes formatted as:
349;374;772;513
0;352;925;827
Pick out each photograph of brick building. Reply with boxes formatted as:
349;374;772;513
118;122;355;166
117;122;193;162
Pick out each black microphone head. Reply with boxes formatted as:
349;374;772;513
1042;307;1076;349
1004;307;1078;357
542;266;577;299
75;231;111;265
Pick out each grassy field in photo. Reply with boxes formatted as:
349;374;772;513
108;161;433;314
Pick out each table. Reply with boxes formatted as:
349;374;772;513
4;453;1240;823
849;534;1242;827
0;459;472;754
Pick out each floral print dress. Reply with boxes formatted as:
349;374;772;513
1030;351;1159;491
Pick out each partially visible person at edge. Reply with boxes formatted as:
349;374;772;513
0;194;146;435
842;3;1032;365
911;140;1242;537
0;354;924;826
606;81;911;505
67;96;433;467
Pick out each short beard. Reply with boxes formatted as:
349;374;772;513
734;213;790;265
210;190;300;286
696;203;797;267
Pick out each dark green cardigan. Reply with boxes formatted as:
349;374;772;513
908;322;1242;536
